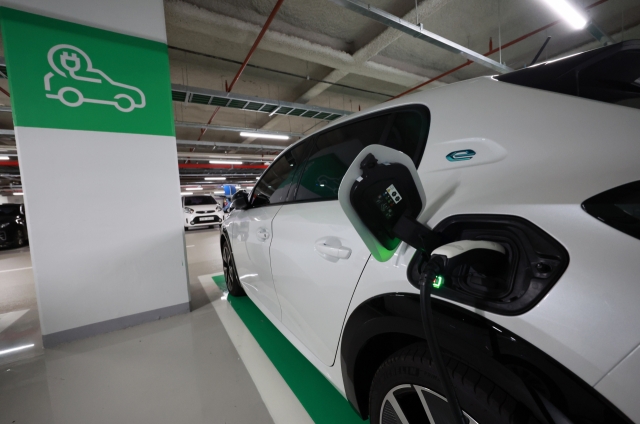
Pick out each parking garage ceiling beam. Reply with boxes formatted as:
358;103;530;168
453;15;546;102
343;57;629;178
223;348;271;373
327;0;512;74
174;121;303;138
164;1;438;88
176;151;276;161
241;0;453;145
176;139;286;151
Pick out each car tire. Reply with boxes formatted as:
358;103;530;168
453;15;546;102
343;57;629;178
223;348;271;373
369;344;538;424
222;240;246;297
184;226;189;231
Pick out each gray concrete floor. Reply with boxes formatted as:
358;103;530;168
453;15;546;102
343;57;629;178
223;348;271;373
0;227;275;424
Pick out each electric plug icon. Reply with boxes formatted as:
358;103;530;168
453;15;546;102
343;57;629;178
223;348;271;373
61;51;81;73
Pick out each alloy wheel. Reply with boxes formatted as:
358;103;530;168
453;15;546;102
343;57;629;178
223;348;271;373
380;384;479;424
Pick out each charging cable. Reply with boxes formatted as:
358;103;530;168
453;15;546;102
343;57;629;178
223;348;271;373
418;251;469;424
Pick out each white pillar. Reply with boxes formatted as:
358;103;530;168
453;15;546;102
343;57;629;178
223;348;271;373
0;0;190;347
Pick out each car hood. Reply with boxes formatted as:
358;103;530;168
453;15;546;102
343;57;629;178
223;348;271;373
185;204;219;212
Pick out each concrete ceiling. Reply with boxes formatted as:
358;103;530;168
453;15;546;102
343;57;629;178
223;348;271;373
1;0;639;194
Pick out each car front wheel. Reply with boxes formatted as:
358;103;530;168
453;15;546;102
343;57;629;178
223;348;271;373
222;240;245;297
369;344;538;424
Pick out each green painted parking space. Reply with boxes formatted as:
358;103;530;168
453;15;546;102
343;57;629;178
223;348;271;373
213;275;368;424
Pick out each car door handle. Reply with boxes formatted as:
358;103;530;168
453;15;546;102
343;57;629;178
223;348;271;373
315;241;351;259
257;228;270;240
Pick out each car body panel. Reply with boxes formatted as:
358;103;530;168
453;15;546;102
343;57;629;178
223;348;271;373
270;200;371;366
228;205;283;320
594;343;640;423
222;75;640;420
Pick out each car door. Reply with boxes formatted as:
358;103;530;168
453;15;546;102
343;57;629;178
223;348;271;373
229;139;312;320
270;107;431;366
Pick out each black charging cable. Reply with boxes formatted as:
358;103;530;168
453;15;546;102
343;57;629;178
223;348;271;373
418;250;469;424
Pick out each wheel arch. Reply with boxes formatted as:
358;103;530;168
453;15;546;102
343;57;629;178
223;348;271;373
341;293;632;424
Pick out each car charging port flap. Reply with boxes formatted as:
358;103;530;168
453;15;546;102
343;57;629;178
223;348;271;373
408;215;570;315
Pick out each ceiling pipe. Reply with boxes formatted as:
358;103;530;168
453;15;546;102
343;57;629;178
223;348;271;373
175;121;303;138
197;0;286;141
391;0;610;99
327;0;512;74
0;109;306;138
1;161;268;169
0;139;287;152
179;163;268;169
180;173;261;178
177;152;276;161
176;139;286;151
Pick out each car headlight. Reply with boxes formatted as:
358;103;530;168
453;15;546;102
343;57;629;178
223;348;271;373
0;222;9;229
184;207;194;214
216;205;221;211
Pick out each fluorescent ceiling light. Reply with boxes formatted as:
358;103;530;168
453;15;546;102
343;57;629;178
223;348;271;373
205;177;226;181
181;192;193;195
0;156;10;160
256;177;260;179
185;187;203;191
13;193;24;196
240;132;289;140
210;160;243;165
0;343;34;355
539;0;587;29
213;190;225;194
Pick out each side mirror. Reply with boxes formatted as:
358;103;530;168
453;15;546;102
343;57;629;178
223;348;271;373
338;145;436;262
231;191;249;210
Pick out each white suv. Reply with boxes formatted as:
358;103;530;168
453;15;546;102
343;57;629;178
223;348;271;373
182;195;223;230
221;41;640;424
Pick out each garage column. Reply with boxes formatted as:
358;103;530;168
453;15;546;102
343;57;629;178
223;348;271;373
0;0;190;347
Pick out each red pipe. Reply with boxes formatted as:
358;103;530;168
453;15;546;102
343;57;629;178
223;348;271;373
0;161;266;169
179;163;268;169
0;87;9;97
197;0;286;141
391;0;609;100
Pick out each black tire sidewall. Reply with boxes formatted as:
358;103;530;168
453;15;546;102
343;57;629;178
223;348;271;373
223;241;245;297
369;345;521;424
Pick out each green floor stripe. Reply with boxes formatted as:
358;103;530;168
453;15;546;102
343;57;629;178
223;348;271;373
213;275;368;424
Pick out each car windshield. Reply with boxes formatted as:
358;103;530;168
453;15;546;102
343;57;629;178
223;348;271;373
0;205;20;216
184;196;217;206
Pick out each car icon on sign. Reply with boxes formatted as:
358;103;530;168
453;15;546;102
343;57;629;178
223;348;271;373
44;44;145;113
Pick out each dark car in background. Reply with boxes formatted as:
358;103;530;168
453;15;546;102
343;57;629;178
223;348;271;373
0;203;28;249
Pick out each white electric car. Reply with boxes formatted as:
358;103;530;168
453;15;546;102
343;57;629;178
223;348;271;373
182;194;223;230
221;41;640;424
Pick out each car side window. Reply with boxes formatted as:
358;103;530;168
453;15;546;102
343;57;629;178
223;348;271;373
251;139;313;207
295;107;430;202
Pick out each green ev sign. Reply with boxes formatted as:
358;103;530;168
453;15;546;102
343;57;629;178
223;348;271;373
0;7;174;136
45;44;146;113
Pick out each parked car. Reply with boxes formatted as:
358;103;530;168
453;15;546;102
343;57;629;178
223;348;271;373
221;41;640;424
0;203;28;248
182;195;223;230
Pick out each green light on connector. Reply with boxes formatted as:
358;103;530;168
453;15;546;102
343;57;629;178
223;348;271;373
432;275;445;289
